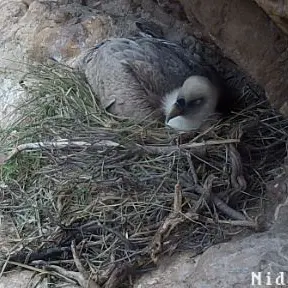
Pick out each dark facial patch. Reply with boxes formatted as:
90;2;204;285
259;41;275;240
176;98;186;108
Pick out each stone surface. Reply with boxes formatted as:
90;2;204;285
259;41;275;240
0;0;287;122
254;0;288;35
179;0;288;117
0;271;48;288
0;0;115;127
0;1;288;287
0;0;200;127
134;173;288;288
135;234;288;288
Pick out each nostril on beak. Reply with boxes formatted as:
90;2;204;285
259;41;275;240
166;103;184;122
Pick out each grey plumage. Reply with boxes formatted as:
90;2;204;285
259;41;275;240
80;36;225;127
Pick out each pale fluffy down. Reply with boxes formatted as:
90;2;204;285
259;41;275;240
162;89;203;132
162;76;219;132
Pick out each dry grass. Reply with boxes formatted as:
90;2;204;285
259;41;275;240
0;63;287;287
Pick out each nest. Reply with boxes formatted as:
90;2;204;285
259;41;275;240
0;63;287;287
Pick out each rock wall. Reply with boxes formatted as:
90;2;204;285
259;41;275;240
254;0;288;35
0;0;203;126
0;0;287;124
134;172;288;288
179;0;288;116
0;1;288;288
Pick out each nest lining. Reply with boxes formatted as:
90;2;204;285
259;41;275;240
0;63;287;287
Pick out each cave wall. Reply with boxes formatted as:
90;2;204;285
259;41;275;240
179;0;288;116
254;0;288;35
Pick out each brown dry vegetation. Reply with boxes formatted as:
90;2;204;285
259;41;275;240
0;63;287;287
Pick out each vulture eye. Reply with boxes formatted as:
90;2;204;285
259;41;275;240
176;98;186;108
187;98;204;108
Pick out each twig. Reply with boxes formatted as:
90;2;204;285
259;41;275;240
186;152;198;184
138;139;240;154
63;220;133;249
94;263;117;286
45;265;85;286
6;261;48;274
150;182;184;262
7;246;72;268
104;263;132;288
193;174;216;212
70;241;100;288
228;144;247;190
211;194;247;221
71;241;86;277
149;177;215;262
173;182;182;212
0;139;122;164
184;214;259;228
1;138;239;164
42;243;100;288
210;219;259;228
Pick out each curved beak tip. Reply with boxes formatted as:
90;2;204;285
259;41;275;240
166;104;183;123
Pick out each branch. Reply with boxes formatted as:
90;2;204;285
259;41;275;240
138;139;239;154
0;139;122;164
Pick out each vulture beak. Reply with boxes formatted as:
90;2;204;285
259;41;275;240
166;102;184;122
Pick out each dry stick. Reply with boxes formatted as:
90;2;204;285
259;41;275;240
77;220;132;249
177;176;217;225
150;176;216;262
44;243;100;288
95;263;117;286
45;265;87;286
184;214;259;228
182;192;259;230
195;174;216;212
71;241;100;288
150;177;214;263
103;263;132;288
150;169;258;263
204;174;255;226
205;174;258;228
5;261;48;274
0;139;122;164
173;182;182;212
150;182;184;263
1;138;239;164
211;194;247;221
8;246;72;267
139;139;240;154
186;152;198;184
228;144;247;190
6;261;79;285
